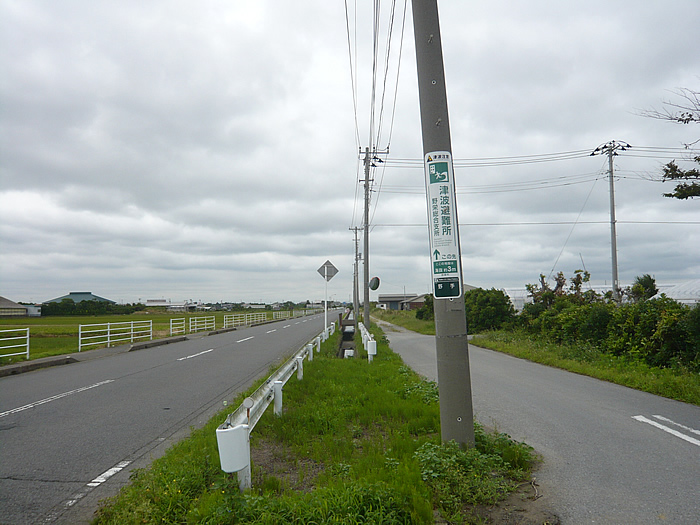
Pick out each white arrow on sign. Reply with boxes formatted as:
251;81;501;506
317;260;338;281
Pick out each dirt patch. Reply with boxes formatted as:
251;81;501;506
250;437;560;524
250;438;325;492
473;476;561;524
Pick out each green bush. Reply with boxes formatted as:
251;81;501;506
463;288;515;333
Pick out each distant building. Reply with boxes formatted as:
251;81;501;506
0;296;28;317
378;286;477;311
651;279;700;306
44;292;116;304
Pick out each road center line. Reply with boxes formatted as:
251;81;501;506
652;414;700;436
177;349;214;361
283;325;291;329
236;336;254;343
632;415;700;447
266;329;277;333
0;380;114;418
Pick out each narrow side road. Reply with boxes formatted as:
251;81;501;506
377;319;700;525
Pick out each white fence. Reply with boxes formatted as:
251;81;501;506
273;311;291;320
0;328;30;359
189;316;215;333
216;330;326;491
170;318;186;336
223;313;269;328
78;321;152;352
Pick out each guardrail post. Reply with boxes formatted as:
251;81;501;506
215;423;251;491
305;343;313;361
367;340;377;363
107;322;112;348
78;325;83;352
296;356;304;380
273;380;283;415
314;336;321;354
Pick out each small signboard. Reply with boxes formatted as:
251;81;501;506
317;260;338;281
424;151;462;299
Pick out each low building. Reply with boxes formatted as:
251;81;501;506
0;296;28;317
652;279;700;306
44;292;115;304
377;294;418;311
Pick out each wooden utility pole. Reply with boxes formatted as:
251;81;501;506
412;0;474;446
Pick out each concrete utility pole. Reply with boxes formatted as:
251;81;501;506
362;147;372;327
350;227;361;330
412;0;474;447
591;140;631;303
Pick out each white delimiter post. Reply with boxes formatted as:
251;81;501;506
412;0;474;447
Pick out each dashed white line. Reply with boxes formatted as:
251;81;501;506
632;415;700;447
0;380;114;418
283;325;291;329
61;460;132;510
236;336;254;343
177;349;213;361
652;414;700;437
266;329;277;333
86;460;131;487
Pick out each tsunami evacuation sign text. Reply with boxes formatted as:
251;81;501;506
424;151;463;299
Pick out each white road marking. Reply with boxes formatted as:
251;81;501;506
652;414;700;437
236;336;254;343
266;329;277;333
283;325;291;329
632;415;700;447
61;460;132;511
0;380;114;418
177;349;213;361
86;460;131;487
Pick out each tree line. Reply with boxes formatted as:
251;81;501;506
416;272;699;372
42;299;145;316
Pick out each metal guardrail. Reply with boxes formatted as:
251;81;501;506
357;322;377;361
216;325;332;491
0;328;30;359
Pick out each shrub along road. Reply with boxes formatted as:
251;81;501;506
377;319;700;524
0;313;334;525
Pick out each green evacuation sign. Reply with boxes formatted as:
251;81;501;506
424;151;462;299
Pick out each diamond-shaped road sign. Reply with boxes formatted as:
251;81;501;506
317;260;338;281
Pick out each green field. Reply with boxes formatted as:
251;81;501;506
0;310;306;363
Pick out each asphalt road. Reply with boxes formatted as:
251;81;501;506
0;313;333;525
377;319;700;525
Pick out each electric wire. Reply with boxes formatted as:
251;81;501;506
343;0;361;149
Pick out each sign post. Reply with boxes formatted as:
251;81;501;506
317;260;338;336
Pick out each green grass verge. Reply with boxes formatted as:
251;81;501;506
371;309;698;406
92;328;535;524
474;330;700;406
372;309;435;335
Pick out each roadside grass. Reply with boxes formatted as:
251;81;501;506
475;330;700;406
92;327;536;524
0;312;281;364
372;309;435;335
371;309;699;406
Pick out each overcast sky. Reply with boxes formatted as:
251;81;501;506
1;1;699;305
